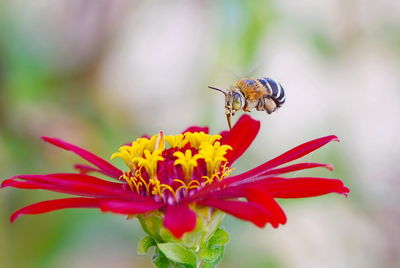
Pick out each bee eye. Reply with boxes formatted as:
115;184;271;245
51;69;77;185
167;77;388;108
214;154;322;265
233;94;242;103
232;101;241;110
231;92;244;110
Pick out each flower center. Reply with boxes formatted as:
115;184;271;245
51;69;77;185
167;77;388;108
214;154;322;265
111;131;233;201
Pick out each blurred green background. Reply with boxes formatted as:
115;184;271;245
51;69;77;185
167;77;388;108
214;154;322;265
1;0;399;267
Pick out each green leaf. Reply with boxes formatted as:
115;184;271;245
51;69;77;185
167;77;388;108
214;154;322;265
153;248;172;268
208;228;230;248
157;242;198;267
137;236;157;255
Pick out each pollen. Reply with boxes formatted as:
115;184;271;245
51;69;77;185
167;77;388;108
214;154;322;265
112;131;232;199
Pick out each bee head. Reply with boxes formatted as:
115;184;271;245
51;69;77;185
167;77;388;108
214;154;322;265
208;86;244;115
208;85;243;130
225;91;244;114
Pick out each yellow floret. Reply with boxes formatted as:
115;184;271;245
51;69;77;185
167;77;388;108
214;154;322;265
165;134;188;148
132;149;164;178
198;141;232;175
173;149;202;179
183;132;222;149
112;131;233;198
111;137;152;169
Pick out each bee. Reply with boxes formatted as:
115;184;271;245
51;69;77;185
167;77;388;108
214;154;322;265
209;77;286;129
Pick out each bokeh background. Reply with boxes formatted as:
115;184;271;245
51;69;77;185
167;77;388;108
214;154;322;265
1;0;399;267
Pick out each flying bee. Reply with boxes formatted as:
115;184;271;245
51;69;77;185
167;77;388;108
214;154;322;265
209;77;286;130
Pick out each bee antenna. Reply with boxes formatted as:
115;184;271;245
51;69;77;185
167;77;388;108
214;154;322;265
208;86;227;96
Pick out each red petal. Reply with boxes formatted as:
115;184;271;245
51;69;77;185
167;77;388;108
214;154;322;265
2;179;134;200
222;163;334;187
10;198;101;222
219;130;230;139
23;173;123;188
200;186;286;227
182;126;209;134
99;200;162;215
198;198;270;227
2;179;42;190
3;174;140;200
163;204;196;238
244;187;287;227
41;137;122;179
222;135;339;185
219;130;230;146
264;163;334;175
74;164;112;177
258;177;350;198
221;114;260;164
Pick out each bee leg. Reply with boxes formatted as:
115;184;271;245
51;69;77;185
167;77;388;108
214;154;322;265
264;97;277;114
256;99;264;111
243;99;252;112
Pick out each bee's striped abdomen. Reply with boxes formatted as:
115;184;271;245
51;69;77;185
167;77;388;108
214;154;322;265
258;77;286;107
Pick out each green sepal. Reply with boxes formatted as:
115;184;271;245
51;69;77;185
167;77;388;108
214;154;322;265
159;227;177;242
157;242;198;268
207;228;230;248
138;213;164;241
137;236;157;255
198;228;229;265
201;246;225;268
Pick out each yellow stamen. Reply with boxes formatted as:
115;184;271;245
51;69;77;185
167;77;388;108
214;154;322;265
122;173;143;193
149;178;175;197
120;173;134;191
174;179;201;195
202;165;234;185
219;162;234;180
174;179;200;190
149;178;162;196
159;184;175;195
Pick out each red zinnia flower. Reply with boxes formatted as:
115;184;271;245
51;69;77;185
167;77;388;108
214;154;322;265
2;115;349;239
